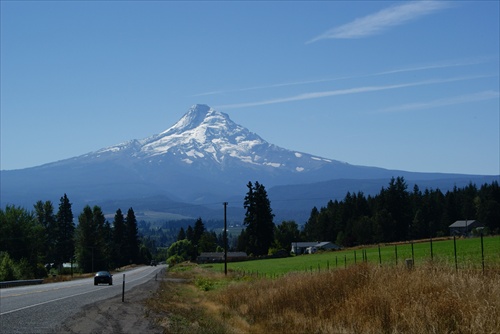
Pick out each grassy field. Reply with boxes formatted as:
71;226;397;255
202;235;500;276
149;259;500;333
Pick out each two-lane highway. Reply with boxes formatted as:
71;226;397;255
0;265;165;333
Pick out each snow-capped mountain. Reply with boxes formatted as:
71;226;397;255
1;104;496;222
89;104;336;173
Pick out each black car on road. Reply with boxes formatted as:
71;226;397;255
94;271;113;285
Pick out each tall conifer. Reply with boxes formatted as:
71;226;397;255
55;194;74;266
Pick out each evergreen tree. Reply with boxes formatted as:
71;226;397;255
302;207;320;241
198;231;218;253
125;208;140;264
186;225;194;242
102;220;114;269
274;220;301;252
192;218;205;246
112;209;126;267
236;229;249;252
55;194;74;266
243;181;275;256
177;227;186;241
75;206;95;272
378;177;411;241
34;200;57;265
74;205;110;272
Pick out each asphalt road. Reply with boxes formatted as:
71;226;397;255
0;265;166;334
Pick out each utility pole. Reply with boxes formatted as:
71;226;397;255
223;202;228;276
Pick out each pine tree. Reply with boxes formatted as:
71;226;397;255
125;208;140;265
55;194;74;267
302;207;320;241
74;205;110;272
34;200;57;265
113;209;126;267
177;227;186;241
186;225;194;242
192;218;205;246
243;181;275;256
75;206;95;272
274;220;301;252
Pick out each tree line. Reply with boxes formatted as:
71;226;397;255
166;217;225;264
302;177;500;247
0;194;147;281
168;178;500;261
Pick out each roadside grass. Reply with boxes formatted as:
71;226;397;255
145;262;233;334
148;260;500;333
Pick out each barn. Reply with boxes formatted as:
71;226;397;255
290;241;340;255
449;220;484;236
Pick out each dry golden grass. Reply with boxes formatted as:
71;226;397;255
149;261;500;334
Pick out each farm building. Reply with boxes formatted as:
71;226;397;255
197;252;247;263
449;220;484;236
291;241;340;255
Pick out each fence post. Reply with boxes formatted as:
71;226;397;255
354;251;357;264
430;236;433;261
395;244;398;266
454;236;458;272
378;245;382;265
344;254;347;269
411;242;415;267
481;232;485;275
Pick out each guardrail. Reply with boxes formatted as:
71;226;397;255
0;279;44;289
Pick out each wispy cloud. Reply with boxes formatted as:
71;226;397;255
307;1;451;43
194;56;493;97
214;75;494;110
190;78;335;97
376;90;500;113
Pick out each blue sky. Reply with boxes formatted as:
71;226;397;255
1;1;499;175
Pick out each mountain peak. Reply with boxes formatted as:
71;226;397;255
169;104;214;133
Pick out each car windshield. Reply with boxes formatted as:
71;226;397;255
96;271;109;276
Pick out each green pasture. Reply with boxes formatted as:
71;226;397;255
202;236;500;276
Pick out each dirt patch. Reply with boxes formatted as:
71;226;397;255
54;278;167;334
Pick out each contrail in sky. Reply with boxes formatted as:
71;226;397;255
193;57;493;97
376;90;500;113
214;75;495;110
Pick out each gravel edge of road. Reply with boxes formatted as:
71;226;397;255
52;276;165;334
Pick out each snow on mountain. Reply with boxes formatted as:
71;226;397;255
92;104;337;172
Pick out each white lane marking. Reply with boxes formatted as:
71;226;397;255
0;267;161;316
0;289;95;315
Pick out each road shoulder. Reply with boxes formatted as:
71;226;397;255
53;277;164;334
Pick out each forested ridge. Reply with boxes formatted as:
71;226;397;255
301;177;500;247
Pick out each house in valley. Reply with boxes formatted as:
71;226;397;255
449;220;484;236
291;241;340;255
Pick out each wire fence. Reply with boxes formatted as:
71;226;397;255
227;234;500;278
